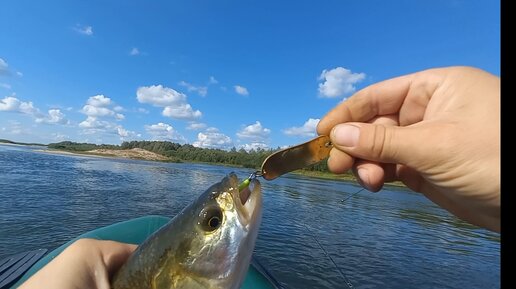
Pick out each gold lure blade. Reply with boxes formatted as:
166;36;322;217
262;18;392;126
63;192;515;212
260;135;333;180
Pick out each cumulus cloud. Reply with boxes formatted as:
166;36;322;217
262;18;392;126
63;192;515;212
78;95;130;139
137;85;186;106
80;95;124;120
1;95;71;125
193;128;233;149
234;85;249;96
81;105;114;117
318;67;365;98
74;24;93;36
145;122;186;143
87;95;112;107
113;105;124;112
79;116;112;130
79;116;137;140
239;142;268;152
136;85;202;120
186;122;207;130
283;118;320;138
0;95;39;115
237;121;270;141
162;104;202;120
36;109;69;124
117;127;140;140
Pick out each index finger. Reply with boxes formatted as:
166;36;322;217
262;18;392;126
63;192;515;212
317;69;443;135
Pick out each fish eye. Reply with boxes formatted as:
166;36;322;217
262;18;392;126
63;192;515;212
199;207;223;232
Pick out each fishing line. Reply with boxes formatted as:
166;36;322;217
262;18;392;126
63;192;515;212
340;188;365;203
299;186;364;289
304;224;355;289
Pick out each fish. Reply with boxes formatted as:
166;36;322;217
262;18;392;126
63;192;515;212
111;172;263;289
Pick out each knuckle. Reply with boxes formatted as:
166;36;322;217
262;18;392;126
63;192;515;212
367;124;396;162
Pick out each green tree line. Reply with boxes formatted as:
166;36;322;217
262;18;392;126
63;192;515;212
48;140;330;172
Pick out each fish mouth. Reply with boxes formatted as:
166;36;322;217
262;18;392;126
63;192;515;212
226;173;262;226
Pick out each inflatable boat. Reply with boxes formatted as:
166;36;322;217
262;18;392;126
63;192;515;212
1;215;282;289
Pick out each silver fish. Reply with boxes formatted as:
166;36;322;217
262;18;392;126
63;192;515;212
112;173;263;289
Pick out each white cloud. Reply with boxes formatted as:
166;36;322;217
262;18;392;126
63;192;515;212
81;105;115;117
0;83;11;90
74;24;93;36
79;116;136;141
237;121;270;141
239;142;269;152
186;122;207;130
117;127;139;140
1;95;70;125
145;122;186;143
283;118;320;138
137;85;186;106
0;96;39;115
78;95;129;138
117;127;129;137
87;95;112;107
113;105;124;112
36;109;69;125
16;71;23;77
318;67;365;98
193;128;232;149
130;47;140;56
179;81;208;97
234;85;249;96
80;95;124;120
79;116;112;130
136;85;202;121
208;76;218;84
0;58;9;75
162;104;201;120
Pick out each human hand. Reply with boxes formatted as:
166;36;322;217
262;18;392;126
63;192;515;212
317;66;500;232
18;238;137;289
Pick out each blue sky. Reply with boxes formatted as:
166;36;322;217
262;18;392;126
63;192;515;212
0;1;500;150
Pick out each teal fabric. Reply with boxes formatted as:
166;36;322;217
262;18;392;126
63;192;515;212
13;215;277;288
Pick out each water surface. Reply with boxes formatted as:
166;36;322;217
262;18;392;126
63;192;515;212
0;145;500;288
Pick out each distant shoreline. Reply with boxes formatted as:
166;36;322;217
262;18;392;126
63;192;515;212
38;148;406;188
6;142;406;188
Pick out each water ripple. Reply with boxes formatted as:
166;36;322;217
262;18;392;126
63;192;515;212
0;145;500;288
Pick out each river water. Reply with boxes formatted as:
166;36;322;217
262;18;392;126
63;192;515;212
0;144;500;288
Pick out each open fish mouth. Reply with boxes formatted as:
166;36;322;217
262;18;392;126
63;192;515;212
239;184;252;205
224;173;261;226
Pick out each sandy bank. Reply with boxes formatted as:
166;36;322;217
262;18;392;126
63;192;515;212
38;148;170;161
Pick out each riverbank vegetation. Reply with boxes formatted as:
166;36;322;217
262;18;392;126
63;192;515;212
46;140;403;186
0;139;46;146
48;140;325;171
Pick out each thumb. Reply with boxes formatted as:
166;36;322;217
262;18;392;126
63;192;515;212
330;123;424;166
